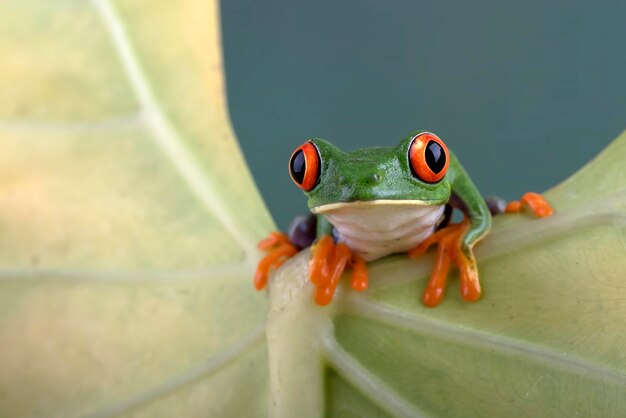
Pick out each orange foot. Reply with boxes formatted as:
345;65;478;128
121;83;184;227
254;232;298;290
309;235;368;306
408;219;480;308
505;192;554;218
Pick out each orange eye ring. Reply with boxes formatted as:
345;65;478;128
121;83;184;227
289;141;321;191
409;132;449;183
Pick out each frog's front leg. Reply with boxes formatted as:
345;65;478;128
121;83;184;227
254;215;367;305
309;216;368;306
409;218;482;307
409;151;492;307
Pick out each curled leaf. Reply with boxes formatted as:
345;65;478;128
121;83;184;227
1;0;625;417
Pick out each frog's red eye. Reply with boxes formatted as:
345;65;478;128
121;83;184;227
289;141;320;191
409;132;449;183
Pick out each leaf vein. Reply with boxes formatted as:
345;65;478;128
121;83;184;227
91;0;257;258
0;114;141;134
0;263;249;283
84;324;265;418
344;295;626;387
324;334;428;418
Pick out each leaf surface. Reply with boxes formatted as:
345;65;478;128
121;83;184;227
0;1;271;417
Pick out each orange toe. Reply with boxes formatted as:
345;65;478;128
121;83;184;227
422;244;452;307
308;237;369;306
350;254;368;291
254;232;298;290
257;231;291;250
505;201;522;213
309;235;335;286
506;192;553;218
254;242;298;290
314;243;351;305
410;219;482;307
457;252;481;302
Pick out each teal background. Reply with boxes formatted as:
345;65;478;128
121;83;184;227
221;1;626;230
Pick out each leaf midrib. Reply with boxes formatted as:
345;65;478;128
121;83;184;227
91;0;257;260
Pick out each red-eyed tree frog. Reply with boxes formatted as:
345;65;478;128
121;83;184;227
254;131;553;307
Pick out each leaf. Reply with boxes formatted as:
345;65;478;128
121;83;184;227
268;130;626;418
0;0;272;417
2;1;625;418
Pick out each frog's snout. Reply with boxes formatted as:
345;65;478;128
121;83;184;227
335;170;385;202
337;172;384;186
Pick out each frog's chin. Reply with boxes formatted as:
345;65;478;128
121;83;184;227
311;199;445;214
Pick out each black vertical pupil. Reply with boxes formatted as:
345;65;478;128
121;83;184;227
290;150;306;184
425;140;446;174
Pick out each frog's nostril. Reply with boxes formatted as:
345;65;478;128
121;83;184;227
372;173;381;183
338;175;346;184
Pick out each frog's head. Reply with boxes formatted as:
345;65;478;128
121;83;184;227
288;131;452;214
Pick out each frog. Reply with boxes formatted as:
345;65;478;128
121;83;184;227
254;131;553;307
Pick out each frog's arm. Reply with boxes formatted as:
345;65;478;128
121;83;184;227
446;151;492;254
409;151;490;306
315;215;334;238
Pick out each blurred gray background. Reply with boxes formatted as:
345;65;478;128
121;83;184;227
221;0;626;230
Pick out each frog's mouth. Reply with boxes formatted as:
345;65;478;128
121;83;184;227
311;199;443;214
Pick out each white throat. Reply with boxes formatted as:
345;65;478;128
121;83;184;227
316;201;445;261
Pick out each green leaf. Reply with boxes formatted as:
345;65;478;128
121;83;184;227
0;0;272;417
2;1;625;418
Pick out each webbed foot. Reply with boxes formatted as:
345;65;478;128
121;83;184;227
254;232;298;290
309;235;368;306
409;219;480;307
505;192;554;218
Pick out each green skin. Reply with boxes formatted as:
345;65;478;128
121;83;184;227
303;131;492;258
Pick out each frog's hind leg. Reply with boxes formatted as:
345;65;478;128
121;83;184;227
254;215;319;291
505;192;554;218
481;192;553;218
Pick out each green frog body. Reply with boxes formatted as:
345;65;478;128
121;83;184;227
255;131;552;307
